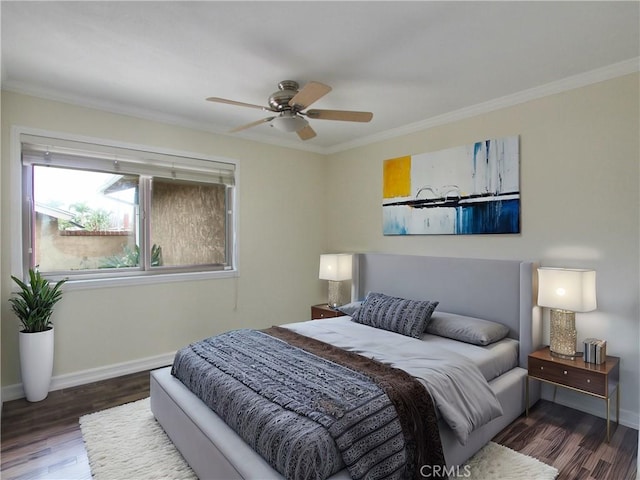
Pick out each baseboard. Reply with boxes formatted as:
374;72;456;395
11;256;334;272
540;384;639;430
1;351;176;402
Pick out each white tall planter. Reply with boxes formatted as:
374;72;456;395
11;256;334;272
19;327;54;402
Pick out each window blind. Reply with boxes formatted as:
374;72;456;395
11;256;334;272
21;135;236;185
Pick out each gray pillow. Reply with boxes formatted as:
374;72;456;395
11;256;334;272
336;301;363;317
426;312;510;346
351;292;438;338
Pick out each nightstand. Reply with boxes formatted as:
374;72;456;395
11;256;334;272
311;304;342;320
526;346;620;442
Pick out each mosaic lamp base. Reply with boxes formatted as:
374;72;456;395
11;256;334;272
550;309;581;359
327;280;341;308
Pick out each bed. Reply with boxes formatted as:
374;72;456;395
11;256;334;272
150;253;541;479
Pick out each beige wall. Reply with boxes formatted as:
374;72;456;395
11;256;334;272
326;73;640;427
1;91;327;386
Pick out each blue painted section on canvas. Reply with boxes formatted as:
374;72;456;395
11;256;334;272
456;199;520;234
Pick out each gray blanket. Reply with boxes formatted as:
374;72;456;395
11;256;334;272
172;328;444;480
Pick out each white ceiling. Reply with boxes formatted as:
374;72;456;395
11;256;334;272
2;1;639;154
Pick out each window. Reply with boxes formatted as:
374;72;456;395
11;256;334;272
20;134;237;282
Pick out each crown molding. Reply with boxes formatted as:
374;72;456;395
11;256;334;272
325;57;640;154
1;82;330;155
4;57;638;156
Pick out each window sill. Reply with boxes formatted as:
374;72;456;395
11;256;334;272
59;269;238;291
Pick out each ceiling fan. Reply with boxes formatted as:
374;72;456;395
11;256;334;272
206;80;373;140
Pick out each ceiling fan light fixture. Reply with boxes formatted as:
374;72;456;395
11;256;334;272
207;80;372;140
271;112;308;132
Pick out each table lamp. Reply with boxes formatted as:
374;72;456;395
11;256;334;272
537;267;597;359
319;254;352;308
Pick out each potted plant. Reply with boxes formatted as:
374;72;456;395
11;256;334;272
9;267;66;402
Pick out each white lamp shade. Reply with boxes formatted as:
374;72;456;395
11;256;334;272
319;254;352;281
537;267;597;312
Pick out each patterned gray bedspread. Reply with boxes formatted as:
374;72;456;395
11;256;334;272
171;328;444;480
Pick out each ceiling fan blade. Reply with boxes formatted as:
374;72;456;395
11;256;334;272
297;124;317;140
289;81;332;110
229;116;275;133
207;97;275;112
306;109;373;122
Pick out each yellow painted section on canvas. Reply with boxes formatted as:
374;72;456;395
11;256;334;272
383;156;411;198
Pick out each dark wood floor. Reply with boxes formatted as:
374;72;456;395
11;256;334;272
494;400;638;480
1;370;637;480
1;370;151;480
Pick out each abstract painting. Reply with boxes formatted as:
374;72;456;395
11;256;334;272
383;136;520;235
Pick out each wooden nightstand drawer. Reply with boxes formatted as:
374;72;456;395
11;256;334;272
311;304;342;320
528;357;605;395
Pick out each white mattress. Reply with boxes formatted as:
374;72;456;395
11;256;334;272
419;334;518;381
282;316;519;383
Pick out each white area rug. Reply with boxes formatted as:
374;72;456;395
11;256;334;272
457;442;558;480
80;398;196;480
80;398;558;480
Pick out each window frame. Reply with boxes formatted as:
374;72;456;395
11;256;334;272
11;126;239;289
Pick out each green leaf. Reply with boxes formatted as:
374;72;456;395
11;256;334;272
9;267;67;332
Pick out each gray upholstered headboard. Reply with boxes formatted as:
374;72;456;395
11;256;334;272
351;253;541;367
